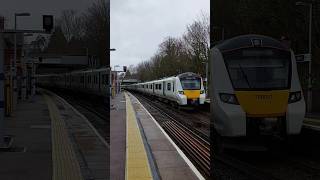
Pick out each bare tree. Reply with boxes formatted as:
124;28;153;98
183;13;210;76
126;13;210;82
57;10;85;42
83;0;108;65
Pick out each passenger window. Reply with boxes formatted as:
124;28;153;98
167;83;171;91
173;82;174;92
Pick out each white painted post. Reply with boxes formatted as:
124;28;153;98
0;33;6;146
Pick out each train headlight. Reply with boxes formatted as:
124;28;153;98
219;93;239;105
200;90;205;94
178;91;184;95
288;91;302;103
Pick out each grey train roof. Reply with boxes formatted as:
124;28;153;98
214;34;290;52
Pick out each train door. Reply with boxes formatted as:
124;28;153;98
153;83;155;94
69;74;72;88
163;81;166;96
64;74;66;88
98;72;101;92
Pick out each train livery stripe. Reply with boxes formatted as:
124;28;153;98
125;93;153;180
184;90;200;99
235;90;289;117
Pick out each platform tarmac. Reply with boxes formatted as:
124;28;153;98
110;91;204;180
0;89;108;180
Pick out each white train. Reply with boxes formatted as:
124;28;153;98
36;67;110;97
125;72;206;106
210;34;306;150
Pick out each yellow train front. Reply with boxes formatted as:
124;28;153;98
210;35;306;146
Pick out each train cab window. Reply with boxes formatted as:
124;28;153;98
180;77;201;90
223;48;291;90
167;83;171;91
102;75;105;84
159;84;162;90
80;76;84;83
172;82;174;92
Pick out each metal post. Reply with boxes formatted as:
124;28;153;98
13;15;17;110
21;63;26;100
307;4;313;112
0;33;6;146
31;62;36;96
222;27;225;41
205;61;208;98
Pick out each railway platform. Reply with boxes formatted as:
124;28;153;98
304;113;320;131
110;91;205;180
0;89;108;180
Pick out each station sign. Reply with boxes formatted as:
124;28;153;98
296;53;311;62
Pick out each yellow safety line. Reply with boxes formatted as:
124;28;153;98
43;94;84;180
125;93;153;180
304;118;320;126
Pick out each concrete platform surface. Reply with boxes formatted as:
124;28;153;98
110;92;126;180
127;92;204;180
0;94;52;180
0;90;109;180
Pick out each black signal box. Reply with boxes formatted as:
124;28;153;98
43;15;53;33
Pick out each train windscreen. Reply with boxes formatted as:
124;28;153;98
180;77;201;90
223;48;291;90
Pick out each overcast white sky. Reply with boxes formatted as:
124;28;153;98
110;0;210;70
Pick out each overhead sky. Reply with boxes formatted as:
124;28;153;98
1;0;93;42
110;0;210;70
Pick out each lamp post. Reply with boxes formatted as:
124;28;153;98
13;12;30;109
296;2;313;112
109;48;116;98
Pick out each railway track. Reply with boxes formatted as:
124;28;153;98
135;93;210;138
48;89;109;144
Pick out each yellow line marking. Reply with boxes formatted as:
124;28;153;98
125;92;153;180
43;94;84;180
304;118;320;126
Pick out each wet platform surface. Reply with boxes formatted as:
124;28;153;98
127;93;204;180
0;90;108;180
0;94;52;180
110;93;126;180
44;90;109;180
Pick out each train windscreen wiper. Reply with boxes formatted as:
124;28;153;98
238;64;252;88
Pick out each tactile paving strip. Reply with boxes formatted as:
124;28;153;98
125;92;153;180
44;94;84;180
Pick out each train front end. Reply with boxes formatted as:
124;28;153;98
176;72;206;106
211;35;305;139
